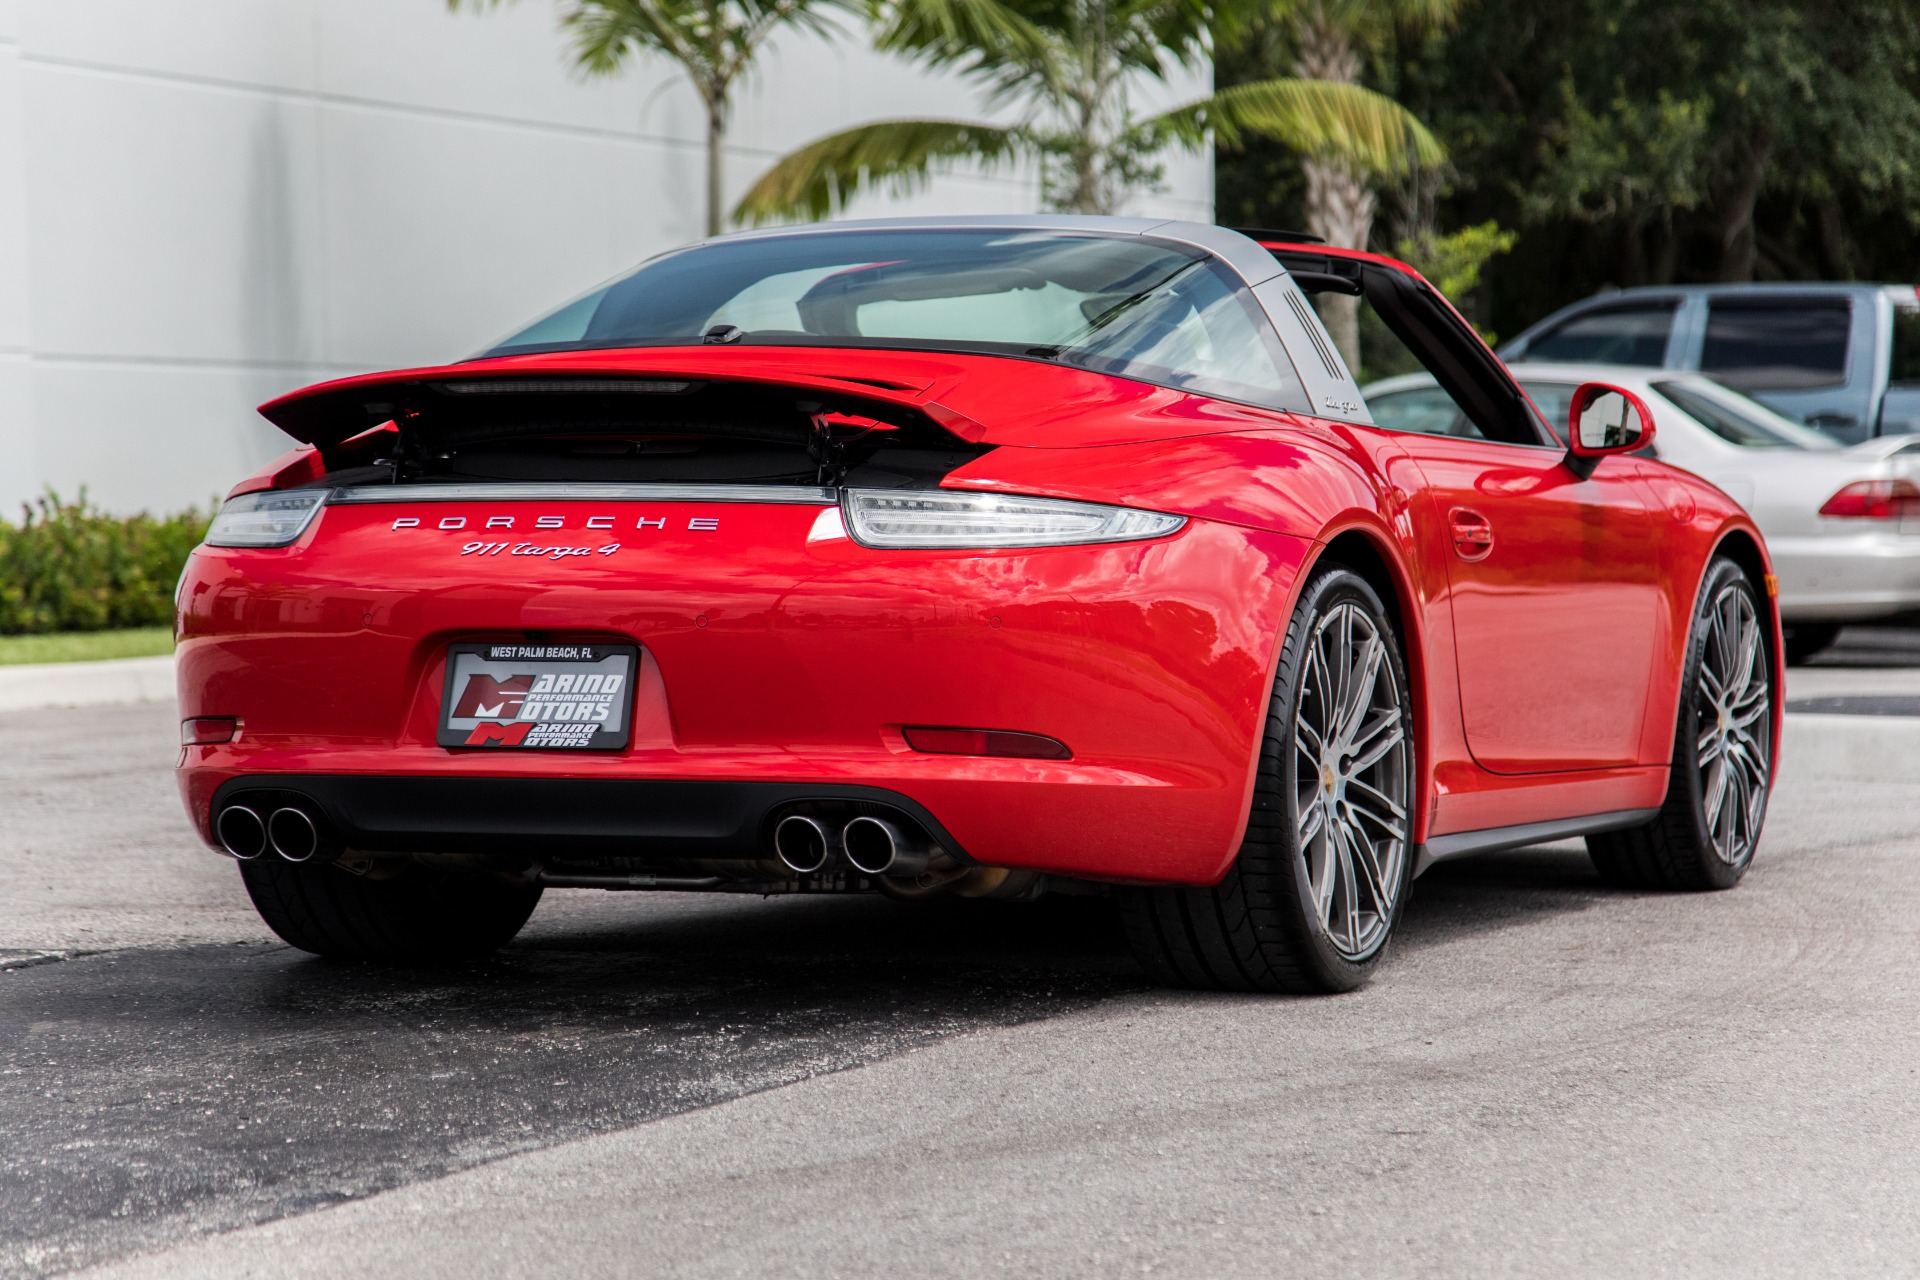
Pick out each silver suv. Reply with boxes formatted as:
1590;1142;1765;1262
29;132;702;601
1501;283;1920;445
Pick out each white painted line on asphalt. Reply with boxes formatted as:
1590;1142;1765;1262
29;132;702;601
1782;712;1920;783
0;655;176;712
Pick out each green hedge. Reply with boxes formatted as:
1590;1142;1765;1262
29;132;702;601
0;492;213;635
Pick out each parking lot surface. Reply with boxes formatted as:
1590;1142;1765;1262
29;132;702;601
4;630;1919;1279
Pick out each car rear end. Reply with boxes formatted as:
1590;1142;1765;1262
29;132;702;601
176;358;1306;893
1745;435;1920;623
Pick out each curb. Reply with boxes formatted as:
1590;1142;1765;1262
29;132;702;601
0;655;176;713
1783;713;1920;784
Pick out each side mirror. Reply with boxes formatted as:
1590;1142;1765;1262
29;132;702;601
1565;382;1656;478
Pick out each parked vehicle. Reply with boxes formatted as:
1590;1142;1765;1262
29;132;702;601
178;218;1780;994
1501;283;1920;444
1365;364;1920;664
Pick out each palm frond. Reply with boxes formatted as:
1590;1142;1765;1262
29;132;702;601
733;118;1024;225
560;0;700;78
873;0;1056;73
1156;78;1445;174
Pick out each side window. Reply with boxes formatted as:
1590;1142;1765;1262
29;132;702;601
1367;387;1480;439
1272;250;1548;446
1523;303;1677;365
1700;298;1851;390
1887;300;1920;387
1517;381;1577;433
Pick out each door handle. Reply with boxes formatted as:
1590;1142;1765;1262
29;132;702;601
1448;507;1493;561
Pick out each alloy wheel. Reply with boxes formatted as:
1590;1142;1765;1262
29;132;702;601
1293;601;1412;962
1695;582;1772;867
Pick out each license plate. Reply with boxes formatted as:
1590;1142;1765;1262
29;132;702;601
439;642;637;750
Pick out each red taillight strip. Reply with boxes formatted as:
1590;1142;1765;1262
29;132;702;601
902;726;1073;761
1818;479;1920;519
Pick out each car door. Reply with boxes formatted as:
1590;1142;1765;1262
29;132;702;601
1327;261;1670;774
1391;434;1666;772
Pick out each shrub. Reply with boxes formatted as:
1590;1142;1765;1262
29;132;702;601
0;492;213;635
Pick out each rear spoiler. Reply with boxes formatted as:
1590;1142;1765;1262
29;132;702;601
257;353;963;450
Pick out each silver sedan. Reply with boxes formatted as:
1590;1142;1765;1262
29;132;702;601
1363;362;1920;663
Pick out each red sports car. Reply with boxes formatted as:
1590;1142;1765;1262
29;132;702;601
175;217;1781;993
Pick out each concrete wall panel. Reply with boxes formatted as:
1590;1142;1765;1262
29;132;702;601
23;67;325;362
3;0;1214;513
28;361;306;512
19;0;316;93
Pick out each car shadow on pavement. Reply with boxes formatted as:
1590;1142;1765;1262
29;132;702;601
0;894;1139;1280
1394;842;1612;954
0;856;1636;1279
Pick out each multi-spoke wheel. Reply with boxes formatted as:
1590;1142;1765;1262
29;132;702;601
1292;593;1411;962
1589;557;1776;891
1121;566;1414;993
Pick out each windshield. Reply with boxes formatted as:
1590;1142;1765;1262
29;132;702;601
1650;379;1839;449
486;229;1296;408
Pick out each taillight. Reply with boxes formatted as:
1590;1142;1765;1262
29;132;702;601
842;489;1184;549
1818;479;1920;519
902;726;1072;760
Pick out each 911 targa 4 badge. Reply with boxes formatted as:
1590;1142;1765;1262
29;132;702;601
438;642;637;750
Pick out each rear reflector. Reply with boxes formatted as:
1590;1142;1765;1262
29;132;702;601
903;726;1072;760
1818;479;1920;519
181;717;240;746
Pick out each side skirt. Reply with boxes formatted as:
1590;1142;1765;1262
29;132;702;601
1412;807;1661;878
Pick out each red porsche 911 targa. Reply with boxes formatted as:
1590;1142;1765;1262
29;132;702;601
176;217;1782;993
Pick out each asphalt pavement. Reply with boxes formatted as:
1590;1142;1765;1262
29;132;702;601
3;629;1918;1278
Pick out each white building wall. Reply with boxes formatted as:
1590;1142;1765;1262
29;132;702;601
0;0;1212;514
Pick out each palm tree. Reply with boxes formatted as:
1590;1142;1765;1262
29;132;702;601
1276;0;1462;363
735;0;1442;238
451;0;860;236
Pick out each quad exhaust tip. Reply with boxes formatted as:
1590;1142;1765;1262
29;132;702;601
267;807;322;862
215;805;267;860
773;814;838;875
842;815;931;878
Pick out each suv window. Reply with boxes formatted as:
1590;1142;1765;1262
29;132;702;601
1889;298;1920;387
1700;298;1851;391
1522;303;1676;365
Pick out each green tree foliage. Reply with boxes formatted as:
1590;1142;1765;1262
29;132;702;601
450;0;861;236
735;0;1442;224
0;494;211;635
1223;0;1920;338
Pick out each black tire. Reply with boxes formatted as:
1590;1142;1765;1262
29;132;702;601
1588;557;1776;891
1782;622;1840;666
1120;567;1415;994
239;857;542;962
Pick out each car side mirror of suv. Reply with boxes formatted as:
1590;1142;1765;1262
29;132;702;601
1566;383;1656;478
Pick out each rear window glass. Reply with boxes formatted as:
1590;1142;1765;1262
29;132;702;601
1521;303;1676;365
1651;379;1839;449
486;229;1297;409
1700;299;1851;390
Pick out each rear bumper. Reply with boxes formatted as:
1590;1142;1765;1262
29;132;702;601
176;503;1311;886
1768;531;1920;621
210;774;965;862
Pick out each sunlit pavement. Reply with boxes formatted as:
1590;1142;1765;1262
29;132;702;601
4;628;1918;1279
